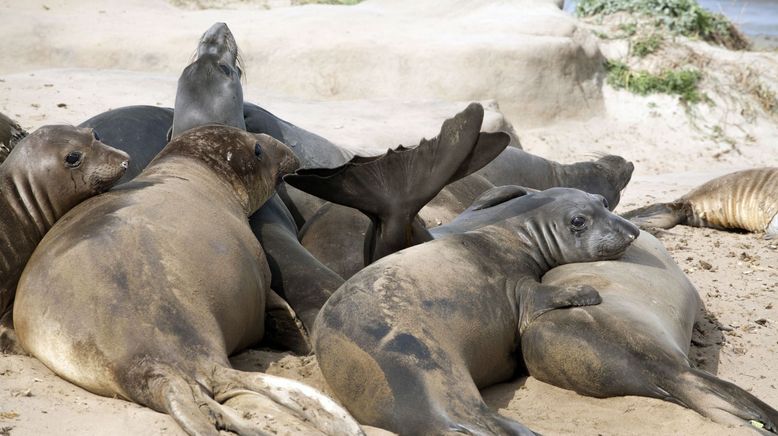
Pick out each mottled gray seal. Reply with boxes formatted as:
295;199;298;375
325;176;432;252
623;167;778;239
523;231;778;431
0;125;128;353
314;186;640;435
14;125;363;435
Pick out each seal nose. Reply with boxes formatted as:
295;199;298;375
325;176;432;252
621;218;640;241
121;160;129;170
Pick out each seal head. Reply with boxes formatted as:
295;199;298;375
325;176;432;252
172;23;245;138
152;125;299;214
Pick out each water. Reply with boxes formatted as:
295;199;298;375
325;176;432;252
562;0;778;38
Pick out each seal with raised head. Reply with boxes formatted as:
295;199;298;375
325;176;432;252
14;125;363;435
523;231;778;432
623;167;778;239
314;185;640;435
0;125;128;353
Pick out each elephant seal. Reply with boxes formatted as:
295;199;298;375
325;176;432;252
314;186;640;435
623;167;778;239
0;112;28;163
14;125;363;435
79;105;173;184
0;125;128;353
287;103;510;264
523;231;778;432
171;22;246;139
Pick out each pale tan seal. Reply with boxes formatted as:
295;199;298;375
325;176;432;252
0;125;128;353
14;125;363;435
624;167;778;239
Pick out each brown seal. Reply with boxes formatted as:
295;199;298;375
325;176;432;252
314;186;639;435
523;231;778;431
0;125;128;353
14;125;363;435
623;167;778;239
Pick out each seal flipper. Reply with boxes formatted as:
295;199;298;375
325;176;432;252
469;185;533;211
285;103;511;263
622;201;691;230
662;367;778;433
120;362;363;436
262;288;312;355
519;283;602;334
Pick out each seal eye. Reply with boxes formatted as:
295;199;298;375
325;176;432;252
254;143;263;159
570;215;587;230
601;197;609;210
65;151;83;168
218;64;231;76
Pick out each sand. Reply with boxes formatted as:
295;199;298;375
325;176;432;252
0;0;776;435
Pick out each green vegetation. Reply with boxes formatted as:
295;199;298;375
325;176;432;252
632;34;663;57
576;0;748;49
605;60;704;103
751;82;777;114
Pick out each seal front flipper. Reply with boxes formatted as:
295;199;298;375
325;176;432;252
519;283;602;334
262;288;312;355
285;102;511;263
0;310;26;355
622;201;691;230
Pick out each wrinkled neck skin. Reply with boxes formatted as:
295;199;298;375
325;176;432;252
469;220;565;323
0;165;70;313
140;156;255;217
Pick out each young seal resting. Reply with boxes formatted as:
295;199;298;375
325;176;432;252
0;125;128;353
314;185;639;435
624;167;778;239
14;125;363;436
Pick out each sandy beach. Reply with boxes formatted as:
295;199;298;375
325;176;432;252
0;0;776;435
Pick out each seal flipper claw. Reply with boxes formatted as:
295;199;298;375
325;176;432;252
213;368;365;436
520;283;602;334
285;103;511;263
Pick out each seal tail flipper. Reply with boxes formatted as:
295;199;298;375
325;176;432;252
285;102;511;262
212;367;365;436
663;368;778;433
122;363;363;436
621;201;690;229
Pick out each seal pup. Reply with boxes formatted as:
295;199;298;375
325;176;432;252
0;111;28;163
79;105;173;184
314;186;640;435
523;231;778;432
14;125;363;435
0;125;128;353
623;167;778;239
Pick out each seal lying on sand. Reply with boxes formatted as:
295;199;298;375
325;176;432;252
314;185;640;435
623;167;778;239
14;125;363;435
0;112;28;163
524;231;778;432
0;125;128;353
